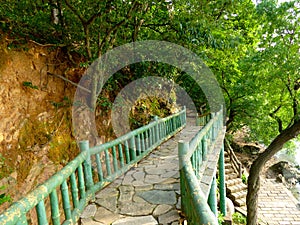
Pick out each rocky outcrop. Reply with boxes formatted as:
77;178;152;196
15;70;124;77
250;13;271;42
268;161;300;186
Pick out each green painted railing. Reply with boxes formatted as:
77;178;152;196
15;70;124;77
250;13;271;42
196;112;212;126
179;108;226;225
0;108;186;225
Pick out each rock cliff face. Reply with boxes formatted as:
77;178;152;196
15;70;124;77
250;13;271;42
0;41;78;211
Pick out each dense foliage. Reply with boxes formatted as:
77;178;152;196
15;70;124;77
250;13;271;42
1;0;300;223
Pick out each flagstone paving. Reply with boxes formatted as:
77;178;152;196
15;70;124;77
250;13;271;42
80;134;184;225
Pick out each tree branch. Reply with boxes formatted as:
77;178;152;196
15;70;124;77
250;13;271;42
86;0;113;26
99;1;140;53
64;0;86;24
269;105;283;132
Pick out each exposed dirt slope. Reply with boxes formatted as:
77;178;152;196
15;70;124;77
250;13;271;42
0;40;82;210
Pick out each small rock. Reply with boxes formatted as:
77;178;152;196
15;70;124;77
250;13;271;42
226;197;235;217
17;155;22;163
10;171;18;180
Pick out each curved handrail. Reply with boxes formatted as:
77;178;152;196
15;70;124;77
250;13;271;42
178;109;224;225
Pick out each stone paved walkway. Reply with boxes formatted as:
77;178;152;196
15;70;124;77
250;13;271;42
79;127;300;225
80;133;184;225
258;179;300;225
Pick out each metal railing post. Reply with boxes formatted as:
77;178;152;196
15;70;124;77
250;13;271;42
178;141;189;168
50;190;60;225
129;137;137;160
154;116;159;143
36;201;47;225
219;145;227;216
202;136;208;161
183;106;186;126
208;175;218;216
79;140;94;190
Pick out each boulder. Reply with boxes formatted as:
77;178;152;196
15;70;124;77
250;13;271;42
226;197;235;217
269;161;300;184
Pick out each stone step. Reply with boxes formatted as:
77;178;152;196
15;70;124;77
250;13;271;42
225;157;230;163
235;207;247;216
229;190;247;201
228;183;247;194
225;163;232;169
226;178;242;187
225;168;235;174
226;173;239;180
235;198;246;207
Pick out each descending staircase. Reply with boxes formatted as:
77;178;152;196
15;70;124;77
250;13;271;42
224;145;247;208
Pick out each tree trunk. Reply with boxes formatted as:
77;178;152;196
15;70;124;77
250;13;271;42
247;160;262;225
246;120;300;224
